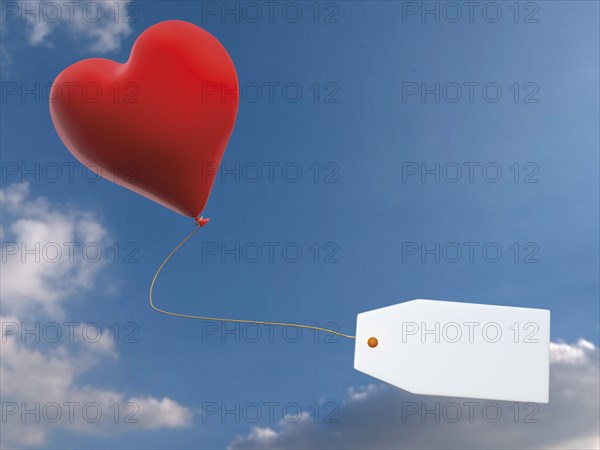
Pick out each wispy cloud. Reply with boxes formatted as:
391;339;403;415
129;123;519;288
2;0;133;60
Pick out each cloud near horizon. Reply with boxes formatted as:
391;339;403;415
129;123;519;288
229;339;600;450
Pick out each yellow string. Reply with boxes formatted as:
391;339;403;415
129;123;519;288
149;223;356;339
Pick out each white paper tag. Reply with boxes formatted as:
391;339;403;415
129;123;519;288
354;299;550;403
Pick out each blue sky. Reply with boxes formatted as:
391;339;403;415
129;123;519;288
1;1;599;448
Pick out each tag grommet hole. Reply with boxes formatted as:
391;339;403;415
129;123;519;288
367;337;378;348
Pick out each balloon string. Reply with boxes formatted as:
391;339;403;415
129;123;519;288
149;221;356;340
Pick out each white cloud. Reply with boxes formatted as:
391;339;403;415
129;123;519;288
229;339;600;450
0;183;192;448
1;182;109;319
550;339;596;364
0;325;193;446
8;0;133;53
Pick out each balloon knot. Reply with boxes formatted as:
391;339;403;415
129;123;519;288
195;216;210;228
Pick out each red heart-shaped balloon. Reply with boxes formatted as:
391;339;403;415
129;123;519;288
50;20;238;218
